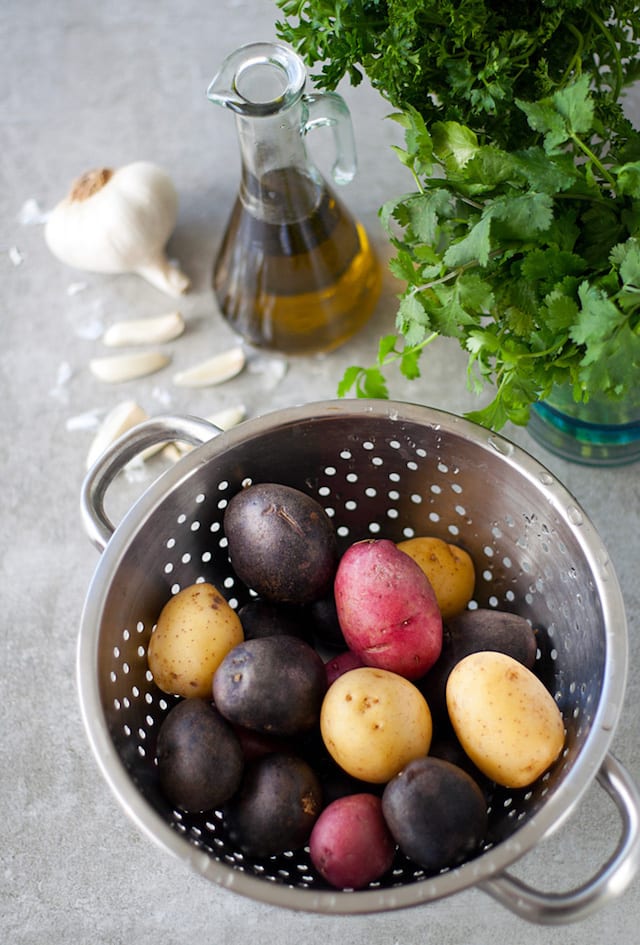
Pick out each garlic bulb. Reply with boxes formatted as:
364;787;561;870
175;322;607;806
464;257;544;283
44;162;190;297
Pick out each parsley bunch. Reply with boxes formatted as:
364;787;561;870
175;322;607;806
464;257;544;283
276;1;640;148
277;1;640;428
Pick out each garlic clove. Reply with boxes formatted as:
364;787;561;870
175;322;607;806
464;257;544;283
172;346;246;388
44;162;190;297
90;350;170;383
161;443;185;463
86;400;148;469
207;404;247;431
134;252;190;297
103;311;185;347
165;404;247;461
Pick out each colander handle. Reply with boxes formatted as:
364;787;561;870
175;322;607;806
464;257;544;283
480;753;640;924
80;414;221;552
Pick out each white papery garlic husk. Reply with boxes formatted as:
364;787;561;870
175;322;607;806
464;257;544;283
44;162;190;297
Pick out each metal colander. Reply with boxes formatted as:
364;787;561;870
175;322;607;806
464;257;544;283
77;400;640;924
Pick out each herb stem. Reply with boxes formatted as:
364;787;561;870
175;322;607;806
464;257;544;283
562;22;585;84
587;9;623;100
570;133;617;190
383;332;439;365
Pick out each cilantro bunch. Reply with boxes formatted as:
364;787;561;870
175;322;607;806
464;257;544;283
277;1;640;428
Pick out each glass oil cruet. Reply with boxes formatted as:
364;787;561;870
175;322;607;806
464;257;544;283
206;42;381;355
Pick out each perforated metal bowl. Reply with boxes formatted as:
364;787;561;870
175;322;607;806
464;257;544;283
77;400;640;924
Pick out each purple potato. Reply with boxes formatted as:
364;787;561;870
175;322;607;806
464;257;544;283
382;757;487;872
224;752;322;857
238;597;309;640
156;698;244;812
213;635;327;736
224;483;338;604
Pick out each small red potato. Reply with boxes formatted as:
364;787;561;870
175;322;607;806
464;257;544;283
334;539;442;679
309;793;396;889
324;649;365;686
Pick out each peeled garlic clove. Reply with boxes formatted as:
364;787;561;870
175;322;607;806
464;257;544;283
44;162;190;297
161;443;184;463
90;350;170;383
103;310;185;347
207;404;247;430
168;404;247;460
86;400;148;469
172;346;245;388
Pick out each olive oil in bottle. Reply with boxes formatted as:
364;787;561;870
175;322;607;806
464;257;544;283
207;42;381;355
214;167;381;354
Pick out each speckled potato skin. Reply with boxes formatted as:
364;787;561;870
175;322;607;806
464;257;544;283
147;582;244;698
446;651;565;788
397;536;475;619
320;666;432;784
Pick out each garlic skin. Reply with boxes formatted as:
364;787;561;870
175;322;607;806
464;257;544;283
44;162;190;297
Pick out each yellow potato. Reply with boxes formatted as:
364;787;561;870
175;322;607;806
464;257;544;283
397;536;475;619
320;667;432;783
446;651;565;788
147;582;243;699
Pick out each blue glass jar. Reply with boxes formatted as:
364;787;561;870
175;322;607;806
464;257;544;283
527;385;640;466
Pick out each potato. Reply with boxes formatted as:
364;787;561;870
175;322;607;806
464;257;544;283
419;607;538;722
324;649;365;686
397;536;475;619
156;699;244;812
382;757;487;872
212;635;327;736
237;598;308;641
223;482;338;604
320;666;432;783
147;582;243;699
308;593;346;649
334;539;443;679
224;752;323;857
309;793;395;889
446;651;565;788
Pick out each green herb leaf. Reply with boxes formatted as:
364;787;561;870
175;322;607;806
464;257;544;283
278;2;640;430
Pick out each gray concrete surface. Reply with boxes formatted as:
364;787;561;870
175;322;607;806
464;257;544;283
2;2;639;943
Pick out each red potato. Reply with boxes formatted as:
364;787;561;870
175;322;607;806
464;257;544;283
309;793;396;889
324;649;365;686
334;539;443;679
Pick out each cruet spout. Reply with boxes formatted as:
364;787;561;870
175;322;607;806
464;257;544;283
206;41;307;117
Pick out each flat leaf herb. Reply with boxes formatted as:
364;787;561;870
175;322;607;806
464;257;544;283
277;1;640;429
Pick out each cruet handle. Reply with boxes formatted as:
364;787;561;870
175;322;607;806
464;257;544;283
302;92;357;185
